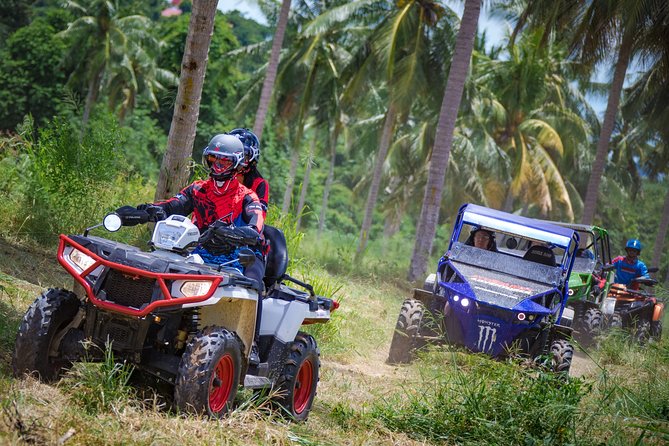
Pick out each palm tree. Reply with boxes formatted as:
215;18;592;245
59;0;158;129
407;0;481;281
154;0;218;200
252;0;291;140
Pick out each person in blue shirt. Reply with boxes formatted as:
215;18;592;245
612;239;649;290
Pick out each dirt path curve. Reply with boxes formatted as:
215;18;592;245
570;350;600;378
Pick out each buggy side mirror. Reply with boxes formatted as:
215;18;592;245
505;238;518;249
237;248;256;269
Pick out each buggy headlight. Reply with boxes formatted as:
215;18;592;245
180;280;213;297
69;248;95;272
602;297;616;315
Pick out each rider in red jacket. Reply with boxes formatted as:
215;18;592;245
231;128;269;216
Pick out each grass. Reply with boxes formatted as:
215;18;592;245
2;232;669;445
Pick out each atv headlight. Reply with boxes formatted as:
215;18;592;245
69;248;95;272
602;297;616;315
180;280;213;297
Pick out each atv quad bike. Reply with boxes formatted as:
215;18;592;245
13;213;337;421
543;223;614;341
601;274;664;344
389;203;579;374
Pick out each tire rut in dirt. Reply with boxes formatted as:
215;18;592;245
12;288;81;382
174;326;242;418
273;332;320;422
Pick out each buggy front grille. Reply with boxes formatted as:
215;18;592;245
103;269;157;308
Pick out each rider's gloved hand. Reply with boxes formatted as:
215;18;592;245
137;204;166;222
115;205;149;226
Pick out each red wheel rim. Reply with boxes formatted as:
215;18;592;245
293;359;314;414
209;354;234;413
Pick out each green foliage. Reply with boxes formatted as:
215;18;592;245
61;342;135;415
372;356;588;444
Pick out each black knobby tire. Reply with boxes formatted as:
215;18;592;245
174;326;242;418
273;332;320;422
581;308;603;337
387;299;428;364
12;288;81;382
651;320;663;341
634;320;651;345
610;313;623;329
550;339;574;375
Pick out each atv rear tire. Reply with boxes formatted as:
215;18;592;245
273;332;320;422
12;288;82;382
387;299;427;364
174;326;242;418
581;308;603;337
651;320;663;341
550;339;573;375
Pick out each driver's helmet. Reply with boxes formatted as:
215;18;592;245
467;226;496;250
202;134;245;181
625;238;642;252
229;128;260;170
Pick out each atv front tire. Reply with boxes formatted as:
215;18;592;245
273;332;320;422
550;339;574;375
610;313;623;329
174;326;242;418
634;320;651;345
581;308;603;338
387;299;427;364
12;288;82;382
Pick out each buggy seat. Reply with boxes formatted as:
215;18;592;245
263;225;288;288
523;245;556;267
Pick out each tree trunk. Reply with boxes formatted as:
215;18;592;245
281;148;300;214
318;123;340;236
296;133;317;230
355;105;397;261
580;31;633;225
652;188;669;269
407;0;481;282
81;68;103;131
155;0;217;201
252;0;291;141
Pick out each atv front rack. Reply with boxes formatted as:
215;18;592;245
58;235;240;317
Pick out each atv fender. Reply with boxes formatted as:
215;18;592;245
653;302;665;322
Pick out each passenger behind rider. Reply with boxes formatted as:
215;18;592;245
231;128;269;217
466;227;498;251
612;239;649;290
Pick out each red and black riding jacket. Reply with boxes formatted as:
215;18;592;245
153;178;265;234
241;168;269;215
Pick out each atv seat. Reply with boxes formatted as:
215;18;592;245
523;245;556;267
263;225;288;288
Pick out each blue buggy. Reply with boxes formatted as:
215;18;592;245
388;204;580;373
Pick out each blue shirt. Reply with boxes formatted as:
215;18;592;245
612;255;649;286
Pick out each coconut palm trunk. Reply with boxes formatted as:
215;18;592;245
580;31;633;225
355;105;397;260
296;133;317;230
253;0;291;141
652;189;669;268
282;148;301;214
407;0;481;282
82;68;103;131
154;0;217;201
318;123;340;236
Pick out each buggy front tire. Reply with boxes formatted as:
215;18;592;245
387;299;427;364
550;339;574;375
273;332;320;422
12;288;82;382
174;326;242;418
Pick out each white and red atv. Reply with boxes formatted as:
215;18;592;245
13;213;338;421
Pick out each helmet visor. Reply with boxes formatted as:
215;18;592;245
207;154;235;176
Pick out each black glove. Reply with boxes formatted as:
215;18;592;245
115;205;149;226
199;223;261;256
137;204;167;222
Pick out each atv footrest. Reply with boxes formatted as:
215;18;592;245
243;374;271;389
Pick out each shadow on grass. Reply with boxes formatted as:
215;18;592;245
0;296;23;378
